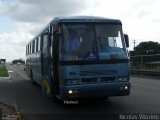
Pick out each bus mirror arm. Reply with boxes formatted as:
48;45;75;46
124;34;129;48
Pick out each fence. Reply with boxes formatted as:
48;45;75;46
130;54;160;76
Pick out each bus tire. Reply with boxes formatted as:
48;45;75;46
52;85;61;103
52;87;60;103
53;96;59;103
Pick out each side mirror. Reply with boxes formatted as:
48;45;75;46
124;34;129;48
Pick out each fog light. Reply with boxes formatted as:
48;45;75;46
124;86;128;90
68;90;73;94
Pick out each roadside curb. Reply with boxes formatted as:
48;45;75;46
130;69;160;77
131;75;160;80
0;75;11;80
0;101;22;120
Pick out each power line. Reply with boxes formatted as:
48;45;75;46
133;40;136;49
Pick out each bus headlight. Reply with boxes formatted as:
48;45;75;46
118;76;128;81
68;90;73;94
124;86;128;90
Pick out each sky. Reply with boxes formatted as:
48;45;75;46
0;0;160;62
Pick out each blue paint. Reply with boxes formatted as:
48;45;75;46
26;16;130;100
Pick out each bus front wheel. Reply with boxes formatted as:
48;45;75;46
52;86;61;103
50;76;60;103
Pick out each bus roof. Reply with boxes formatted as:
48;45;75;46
27;16;122;45
52;16;122;24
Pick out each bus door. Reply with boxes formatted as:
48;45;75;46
41;34;52;96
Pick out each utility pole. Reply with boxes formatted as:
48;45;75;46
133;40;136;49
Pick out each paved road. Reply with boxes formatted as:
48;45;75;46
0;64;160;119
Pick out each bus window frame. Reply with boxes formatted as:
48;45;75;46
38;36;41;51
34;39;37;53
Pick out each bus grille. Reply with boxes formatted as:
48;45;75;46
81;78;97;83
101;77;116;82
81;77;116;84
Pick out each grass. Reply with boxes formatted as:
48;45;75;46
0;65;9;77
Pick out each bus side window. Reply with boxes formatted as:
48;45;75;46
35;38;38;52
34;39;37;52
26;45;28;55
31;42;32;53
42;35;49;76
27;45;29;55
32;41;35;53
28;44;30;55
38;36;41;51
30;43;32;54
27;45;28;55
29;43;31;54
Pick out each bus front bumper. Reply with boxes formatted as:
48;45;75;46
59;82;131;100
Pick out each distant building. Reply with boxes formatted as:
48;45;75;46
145;61;160;70
0;59;6;64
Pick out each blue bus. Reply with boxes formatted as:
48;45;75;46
26;16;130;101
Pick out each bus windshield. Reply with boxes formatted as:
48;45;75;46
59;23;127;61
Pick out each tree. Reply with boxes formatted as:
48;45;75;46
12;58;25;64
132;41;160;55
130;41;160;68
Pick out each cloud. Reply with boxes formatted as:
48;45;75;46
0;25;33;61
0;43;25;61
0;30;32;45
1;0;160;60
2;0;92;23
17;22;45;35
136;12;148;18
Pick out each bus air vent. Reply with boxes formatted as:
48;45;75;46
81;78;97;84
101;77;116;82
